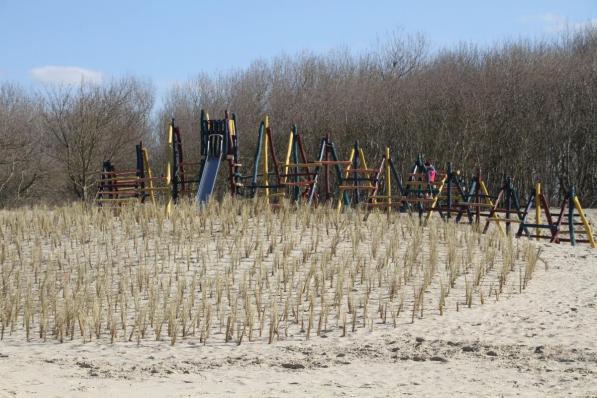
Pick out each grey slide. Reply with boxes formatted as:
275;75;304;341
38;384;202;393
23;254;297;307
196;156;222;204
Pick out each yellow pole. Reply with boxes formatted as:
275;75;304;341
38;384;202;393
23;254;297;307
229;116;236;136
535;182;541;240
385;147;391;207
480;181;504;235
165;123;174;216
142;148;156;205
358;148;369;178
358;148;374;205
573;196;596;248
264;116;269;198
283;130;293;183
425;174;447;223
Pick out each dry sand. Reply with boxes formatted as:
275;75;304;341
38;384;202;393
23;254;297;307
0;210;595;398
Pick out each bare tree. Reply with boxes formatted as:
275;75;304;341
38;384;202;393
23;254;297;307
158;27;597;204
0;83;42;204
40;77;154;200
0;27;594;205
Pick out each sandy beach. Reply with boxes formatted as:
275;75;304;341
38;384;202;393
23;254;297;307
0;208;595;398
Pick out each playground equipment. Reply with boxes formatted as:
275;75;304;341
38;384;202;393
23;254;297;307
517;183;596;248
312;134;350;204
167;118;203;203
279;125;319;204
366;146;406;211
480;176;527;235
396;155;448;218
93;110;595;248
235;116;284;203
96;141;160;206
236;118;346;207
427;163;470;221
196;110;242;204
454;170;496;226
369;152;470;219
445;171;513;234
336;141;384;211
366;157;535;236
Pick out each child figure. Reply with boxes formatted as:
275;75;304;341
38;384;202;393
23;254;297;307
425;161;436;183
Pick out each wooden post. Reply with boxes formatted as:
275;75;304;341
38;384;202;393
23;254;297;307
385;147;391;208
572;191;596;248
324;134;330;202
475;169;481;225
447;162;452;219
165;121;174;216
535;181;541;240
142;147;156;205
171;124;179;203
264;116;269;198
568;187;576;246
283;129;293;184
506;178;512;235
337;148;355;212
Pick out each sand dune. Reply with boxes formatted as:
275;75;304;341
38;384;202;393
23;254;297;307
0;209;595;397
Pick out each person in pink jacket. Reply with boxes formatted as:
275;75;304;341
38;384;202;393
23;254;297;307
425;160;436;183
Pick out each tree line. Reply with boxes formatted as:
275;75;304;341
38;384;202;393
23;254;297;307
1;28;596;206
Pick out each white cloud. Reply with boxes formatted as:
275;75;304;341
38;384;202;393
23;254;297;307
29;65;103;85
569;18;597;32
521;14;597;33
538;13;568;32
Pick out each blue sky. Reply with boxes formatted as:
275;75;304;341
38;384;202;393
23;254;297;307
1;0;595;94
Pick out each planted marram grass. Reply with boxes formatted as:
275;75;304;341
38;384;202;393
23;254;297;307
0;200;542;345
